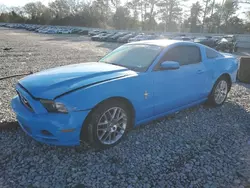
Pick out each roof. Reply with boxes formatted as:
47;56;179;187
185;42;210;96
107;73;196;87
128;39;195;47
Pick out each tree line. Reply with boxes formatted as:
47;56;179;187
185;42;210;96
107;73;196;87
1;0;250;33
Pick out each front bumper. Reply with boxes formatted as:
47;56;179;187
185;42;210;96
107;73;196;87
11;95;90;146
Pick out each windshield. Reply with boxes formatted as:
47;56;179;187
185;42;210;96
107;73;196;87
99;44;162;72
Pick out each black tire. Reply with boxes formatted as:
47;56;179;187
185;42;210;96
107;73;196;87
207;76;230;107
84;99;132;149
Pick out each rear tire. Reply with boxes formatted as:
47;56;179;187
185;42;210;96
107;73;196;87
207;77;229;107
84;99;132;149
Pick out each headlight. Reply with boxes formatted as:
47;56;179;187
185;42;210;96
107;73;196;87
40;99;68;113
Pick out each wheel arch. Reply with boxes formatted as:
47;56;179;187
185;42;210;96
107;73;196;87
218;73;232;90
80;96;136;142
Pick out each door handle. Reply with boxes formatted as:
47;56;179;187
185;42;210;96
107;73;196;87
197;70;205;74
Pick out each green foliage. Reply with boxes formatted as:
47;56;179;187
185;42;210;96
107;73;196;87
113;6;130;29
189;1;203;33
156;0;182;31
0;0;249;33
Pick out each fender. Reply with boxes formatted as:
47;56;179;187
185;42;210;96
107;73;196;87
54;75;129;100
57;72;154;122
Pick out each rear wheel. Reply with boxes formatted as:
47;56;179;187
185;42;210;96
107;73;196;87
207;77;229;106
84;100;132;149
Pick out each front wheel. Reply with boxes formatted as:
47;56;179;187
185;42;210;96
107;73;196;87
207;77;229;106
85;100;132;149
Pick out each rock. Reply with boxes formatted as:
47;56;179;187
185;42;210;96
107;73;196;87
146;154;151;158
117;169;123;174
233;179;241;185
67;178;72;183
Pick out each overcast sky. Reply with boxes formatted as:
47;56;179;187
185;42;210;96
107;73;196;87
0;0;249;19
0;0;50;6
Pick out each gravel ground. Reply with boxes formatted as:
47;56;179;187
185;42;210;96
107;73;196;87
1;27;250;188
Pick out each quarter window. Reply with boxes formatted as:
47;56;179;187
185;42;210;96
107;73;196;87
206;48;219;59
160;45;201;66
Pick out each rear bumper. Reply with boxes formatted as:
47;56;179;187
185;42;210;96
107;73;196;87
11;96;90;146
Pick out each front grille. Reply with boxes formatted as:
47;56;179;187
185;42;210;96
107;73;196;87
16;90;33;112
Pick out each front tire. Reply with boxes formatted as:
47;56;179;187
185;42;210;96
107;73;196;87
207;77;229;106
85;100;131;149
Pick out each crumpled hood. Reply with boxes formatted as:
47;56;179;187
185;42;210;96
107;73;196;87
19;62;135;99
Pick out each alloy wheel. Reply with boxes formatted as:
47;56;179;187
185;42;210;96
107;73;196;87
214;80;228;105
97;107;127;145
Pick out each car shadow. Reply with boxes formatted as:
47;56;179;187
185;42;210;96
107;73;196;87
130;101;250;138
0;121;19;130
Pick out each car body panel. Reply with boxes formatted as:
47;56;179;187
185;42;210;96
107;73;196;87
12;86;90;146
11;40;238;146
19;62;135;100
58;73;155;122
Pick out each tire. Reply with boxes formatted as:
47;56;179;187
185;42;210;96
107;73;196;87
84;99;132;149
207;77;229;107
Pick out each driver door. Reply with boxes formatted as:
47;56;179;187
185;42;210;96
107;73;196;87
152;44;208;115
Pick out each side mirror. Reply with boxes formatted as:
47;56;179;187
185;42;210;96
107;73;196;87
160;61;180;70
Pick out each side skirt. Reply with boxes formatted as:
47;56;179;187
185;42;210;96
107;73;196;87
135;98;208;127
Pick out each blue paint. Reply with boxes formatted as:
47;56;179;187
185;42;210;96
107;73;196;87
11;40;238;146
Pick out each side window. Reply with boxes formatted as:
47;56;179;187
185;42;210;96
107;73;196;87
161;45;201;66
206;48;219;59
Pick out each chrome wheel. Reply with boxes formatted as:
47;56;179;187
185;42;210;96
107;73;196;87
97;107;127;145
214;80;228;104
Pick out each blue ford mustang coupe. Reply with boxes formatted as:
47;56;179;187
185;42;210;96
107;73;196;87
11;40;238;149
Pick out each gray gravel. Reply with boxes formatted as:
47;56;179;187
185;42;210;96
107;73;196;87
1;28;250;188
